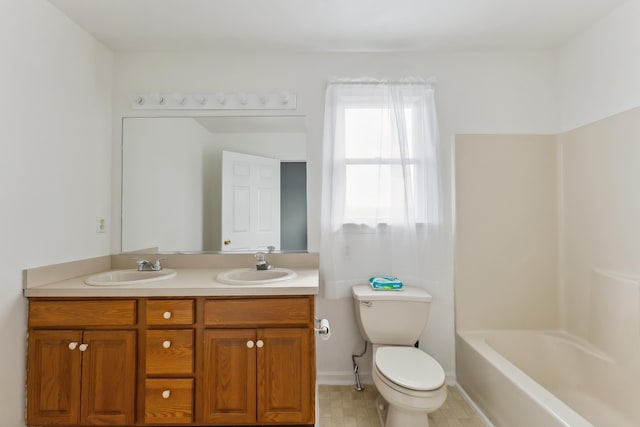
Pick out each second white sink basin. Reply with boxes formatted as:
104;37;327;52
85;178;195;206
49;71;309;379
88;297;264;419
85;269;177;286
216;268;296;285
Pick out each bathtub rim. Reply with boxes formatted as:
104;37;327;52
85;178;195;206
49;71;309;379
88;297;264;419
457;329;595;427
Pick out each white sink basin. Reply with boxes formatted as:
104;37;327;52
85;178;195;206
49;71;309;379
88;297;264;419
85;269;177;286
216;268;296;285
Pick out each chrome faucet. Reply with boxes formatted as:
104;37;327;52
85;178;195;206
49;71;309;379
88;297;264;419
134;257;166;271
254;252;272;270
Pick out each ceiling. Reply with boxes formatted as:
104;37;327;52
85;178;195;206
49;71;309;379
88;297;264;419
48;0;626;52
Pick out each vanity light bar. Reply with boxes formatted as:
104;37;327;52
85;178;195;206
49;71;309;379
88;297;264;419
128;91;297;110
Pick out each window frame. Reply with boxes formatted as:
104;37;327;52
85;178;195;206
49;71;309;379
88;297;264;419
338;98;431;226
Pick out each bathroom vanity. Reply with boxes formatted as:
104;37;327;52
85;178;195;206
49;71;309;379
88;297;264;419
24;257;319;427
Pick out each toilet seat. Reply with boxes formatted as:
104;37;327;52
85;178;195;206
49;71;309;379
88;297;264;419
375;347;445;392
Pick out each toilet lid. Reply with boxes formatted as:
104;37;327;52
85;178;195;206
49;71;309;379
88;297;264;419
375;347;445;391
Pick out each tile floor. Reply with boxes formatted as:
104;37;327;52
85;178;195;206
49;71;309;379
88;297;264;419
318;384;485;427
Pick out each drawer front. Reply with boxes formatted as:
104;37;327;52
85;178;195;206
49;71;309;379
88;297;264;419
145;378;193;424
29;300;136;327
146;300;194;325
204;297;312;326
146;330;194;374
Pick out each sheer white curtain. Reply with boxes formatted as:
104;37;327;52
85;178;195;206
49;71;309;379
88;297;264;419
320;78;441;299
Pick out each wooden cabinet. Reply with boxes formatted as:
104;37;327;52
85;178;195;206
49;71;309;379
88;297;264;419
27;301;136;426
27;295;315;426
143;299;195;424
203;329;257;424
203;297;315;425
257;328;312;424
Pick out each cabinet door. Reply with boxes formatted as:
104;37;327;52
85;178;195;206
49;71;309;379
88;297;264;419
27;330;82;425
203;329;257;424
257;328;314;424
80;330;136;425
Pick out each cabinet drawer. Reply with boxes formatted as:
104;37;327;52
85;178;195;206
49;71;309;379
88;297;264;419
29;300;136;327
146;330;194;374
204;297;312;326
145;378;193;424
146;300;194;325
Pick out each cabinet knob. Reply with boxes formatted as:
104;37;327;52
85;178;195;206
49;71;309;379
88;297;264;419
68;342;78;350
78;343;88;352
256;340;264;348
162;340;171;349
162;311;172;319
246;340;255;349
162;390;171;399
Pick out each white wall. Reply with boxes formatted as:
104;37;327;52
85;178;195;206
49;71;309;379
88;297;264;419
112;49;557;382
557;0;640;131
0;0;113;426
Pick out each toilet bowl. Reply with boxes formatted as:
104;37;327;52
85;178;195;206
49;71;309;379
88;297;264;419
372;346;446;426
352;285;447;426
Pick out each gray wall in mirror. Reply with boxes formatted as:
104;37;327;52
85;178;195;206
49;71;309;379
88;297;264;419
122;116;307;253
281;162;307;251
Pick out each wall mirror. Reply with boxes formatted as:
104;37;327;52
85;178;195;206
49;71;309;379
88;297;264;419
121;116;307;253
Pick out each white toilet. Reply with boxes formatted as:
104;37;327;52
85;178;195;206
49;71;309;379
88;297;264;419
352;285;447;427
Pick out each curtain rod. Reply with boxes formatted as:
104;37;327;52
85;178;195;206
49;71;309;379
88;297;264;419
328;78;437;86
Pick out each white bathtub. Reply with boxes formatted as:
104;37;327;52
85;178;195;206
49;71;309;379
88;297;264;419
457;330;640;427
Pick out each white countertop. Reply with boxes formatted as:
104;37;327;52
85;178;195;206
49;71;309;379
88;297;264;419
24;268;319;297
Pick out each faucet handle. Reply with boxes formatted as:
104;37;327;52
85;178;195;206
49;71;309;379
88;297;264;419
254;251;271;270
133;258;150;271
152;257;167;271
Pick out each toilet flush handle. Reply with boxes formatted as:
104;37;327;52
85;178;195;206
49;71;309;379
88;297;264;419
360;301;372;307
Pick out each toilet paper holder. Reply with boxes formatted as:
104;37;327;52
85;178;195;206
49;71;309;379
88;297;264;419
314;317;331;338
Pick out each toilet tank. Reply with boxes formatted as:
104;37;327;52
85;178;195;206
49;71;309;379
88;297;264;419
352;285;433;346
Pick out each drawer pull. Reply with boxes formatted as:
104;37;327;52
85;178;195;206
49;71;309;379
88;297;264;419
256;340;264;348
162;390;171;399
246;340;255;349
68;342;78;350
78;343;88;352
162;311;172;320
162;340;171;349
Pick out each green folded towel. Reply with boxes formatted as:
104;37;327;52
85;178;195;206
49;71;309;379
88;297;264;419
369;276;403;290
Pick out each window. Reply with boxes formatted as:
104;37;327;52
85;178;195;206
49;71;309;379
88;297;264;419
342;104;427;224
325;85;438;226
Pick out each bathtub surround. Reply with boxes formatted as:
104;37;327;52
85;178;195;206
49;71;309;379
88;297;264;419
455;134;558;330
560;106;640;338
455;106;640;424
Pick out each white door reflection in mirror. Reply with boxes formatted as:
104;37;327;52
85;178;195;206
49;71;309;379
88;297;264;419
221;151;280;251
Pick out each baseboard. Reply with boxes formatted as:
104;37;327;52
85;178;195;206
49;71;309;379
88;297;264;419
318;370;457;387
316;370;372;385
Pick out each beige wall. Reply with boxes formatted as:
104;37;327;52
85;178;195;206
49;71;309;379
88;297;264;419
455;135;559;330
560;107;640;339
